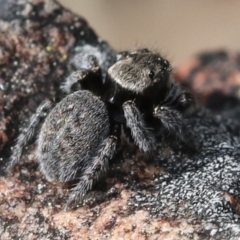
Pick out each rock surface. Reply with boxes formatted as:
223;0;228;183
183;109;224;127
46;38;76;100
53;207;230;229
175;50;240;111
0;0;115;152
1;1;240;240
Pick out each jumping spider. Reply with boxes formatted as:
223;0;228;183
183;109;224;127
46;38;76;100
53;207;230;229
8;48;194;210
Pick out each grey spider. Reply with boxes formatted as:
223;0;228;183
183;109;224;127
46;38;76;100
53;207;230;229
8;48;195;210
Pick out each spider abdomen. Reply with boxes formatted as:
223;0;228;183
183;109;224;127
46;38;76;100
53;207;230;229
36;90;110;183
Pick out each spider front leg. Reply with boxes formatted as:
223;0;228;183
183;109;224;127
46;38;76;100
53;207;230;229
153;105;196;149
153;106;187;142
7;100;53;173
162;83;195;115
65;135;118;211
61;54;102;94
122;100;155;155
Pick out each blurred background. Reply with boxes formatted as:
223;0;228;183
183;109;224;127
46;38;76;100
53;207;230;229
58;0;240;67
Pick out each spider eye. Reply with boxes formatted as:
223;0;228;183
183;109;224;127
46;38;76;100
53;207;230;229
148;70;155;80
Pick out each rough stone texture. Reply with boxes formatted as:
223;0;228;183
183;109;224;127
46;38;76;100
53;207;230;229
0;0;115;152
129;107;240;239
175;50;240;111
1;1;240;240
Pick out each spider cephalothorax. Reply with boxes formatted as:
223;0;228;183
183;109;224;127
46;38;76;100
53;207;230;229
8;48;195;210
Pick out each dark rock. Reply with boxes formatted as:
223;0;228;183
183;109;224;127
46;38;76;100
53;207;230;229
129;107;240;239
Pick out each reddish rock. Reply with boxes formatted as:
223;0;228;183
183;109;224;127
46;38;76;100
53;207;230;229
175;50;240;110
0;0;101;151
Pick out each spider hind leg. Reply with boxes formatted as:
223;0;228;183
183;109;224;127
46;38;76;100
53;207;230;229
65;136;117;211
7;100;53;173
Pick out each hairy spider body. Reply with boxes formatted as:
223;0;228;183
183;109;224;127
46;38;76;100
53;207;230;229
8;48;194;210
37;91;110;182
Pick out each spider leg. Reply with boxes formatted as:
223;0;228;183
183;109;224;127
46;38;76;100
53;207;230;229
153;105;193;144
177;91;195;114
122;100;155;155
65;135;117;211
162;82;195;114
7;100;53;173
61;55;102;94
122;124;134;143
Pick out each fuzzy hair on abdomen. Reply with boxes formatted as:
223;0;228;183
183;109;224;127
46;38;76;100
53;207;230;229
36;90;110;182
